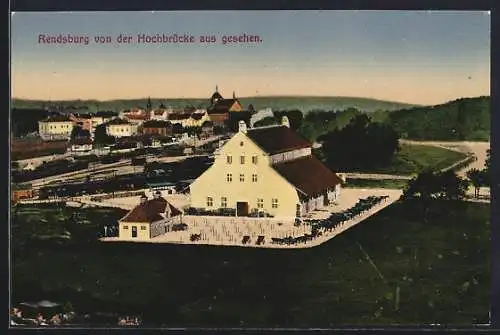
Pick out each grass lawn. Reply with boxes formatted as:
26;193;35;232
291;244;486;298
358;143;469;175
345;178;409;189
11;200;490;327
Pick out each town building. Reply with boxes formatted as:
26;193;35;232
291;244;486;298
91;113;116;131
189;117;342;219
38;115;74;141
69;113;93;132
141;120;173;137
118;192;183;240
11;184;37;203
183;110;211;128
150;103;172;120
207;86;244;125
105;118;139;138
68;137;93;153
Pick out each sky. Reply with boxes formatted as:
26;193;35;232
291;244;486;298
11;11;490;105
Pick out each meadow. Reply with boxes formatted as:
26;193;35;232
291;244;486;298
11;199;490;327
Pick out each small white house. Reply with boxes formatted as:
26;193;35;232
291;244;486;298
69;137;93;153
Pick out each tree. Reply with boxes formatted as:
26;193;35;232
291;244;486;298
70;125;82;140
273;109;303;130
93;124;115;145
320;114;400;171
404;170;468;201
253;116;278;128
171;123;184;135
466;168;485;199
403;170;468;222
437;170;469;200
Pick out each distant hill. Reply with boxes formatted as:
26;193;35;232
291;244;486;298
11;96;419;114
385;96;490;141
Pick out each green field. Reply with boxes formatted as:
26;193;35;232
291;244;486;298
11;200;490;326
355;144;469;176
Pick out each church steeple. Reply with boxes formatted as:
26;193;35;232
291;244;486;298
215;84;219;93
232;91;236;99
146;96;152;111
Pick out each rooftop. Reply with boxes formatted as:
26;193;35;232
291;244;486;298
42;115;72;122
246;125;311;155
272;155;342;199
106;118;130;125
143;120;172;128
120;196;182;223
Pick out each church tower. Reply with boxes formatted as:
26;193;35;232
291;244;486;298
210;85;224;106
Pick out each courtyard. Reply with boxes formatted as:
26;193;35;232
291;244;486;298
100;188;403;248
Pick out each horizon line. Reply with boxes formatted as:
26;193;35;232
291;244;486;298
11;94;491;107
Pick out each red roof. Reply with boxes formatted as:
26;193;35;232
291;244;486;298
246;125;311;155
126;114;149;120
120;196;181;223
168;113;191;120
272;155;342;199
143;120;172;128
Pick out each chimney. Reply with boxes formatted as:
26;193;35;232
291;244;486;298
154;190;161;199
281;116;290;128
140;194;148;204
238;120;247;133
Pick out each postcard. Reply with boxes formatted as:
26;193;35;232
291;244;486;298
10;10;491;329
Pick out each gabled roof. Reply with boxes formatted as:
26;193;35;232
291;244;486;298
120;196;181;223
42;115;72;122
72;113;93;119
169;113;191;120
143;120;172;128
272;155;342;199
246;125;311;155
209;99;240;112
126;114;149;120
106;118;130;125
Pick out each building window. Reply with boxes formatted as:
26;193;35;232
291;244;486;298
221;197;227;208
239;174;245;182
240;141;244;146
123;225;129;229
207;197;213;207
240;156;245;164
257;198;264;209
141;226;147;230
252;174;258;182
252;156;258;164
227;156;232;164
226;173;232;182
272;198;279;208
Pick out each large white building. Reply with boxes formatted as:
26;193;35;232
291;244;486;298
105;119;139;138
38;115;74;141
189;117;342;219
